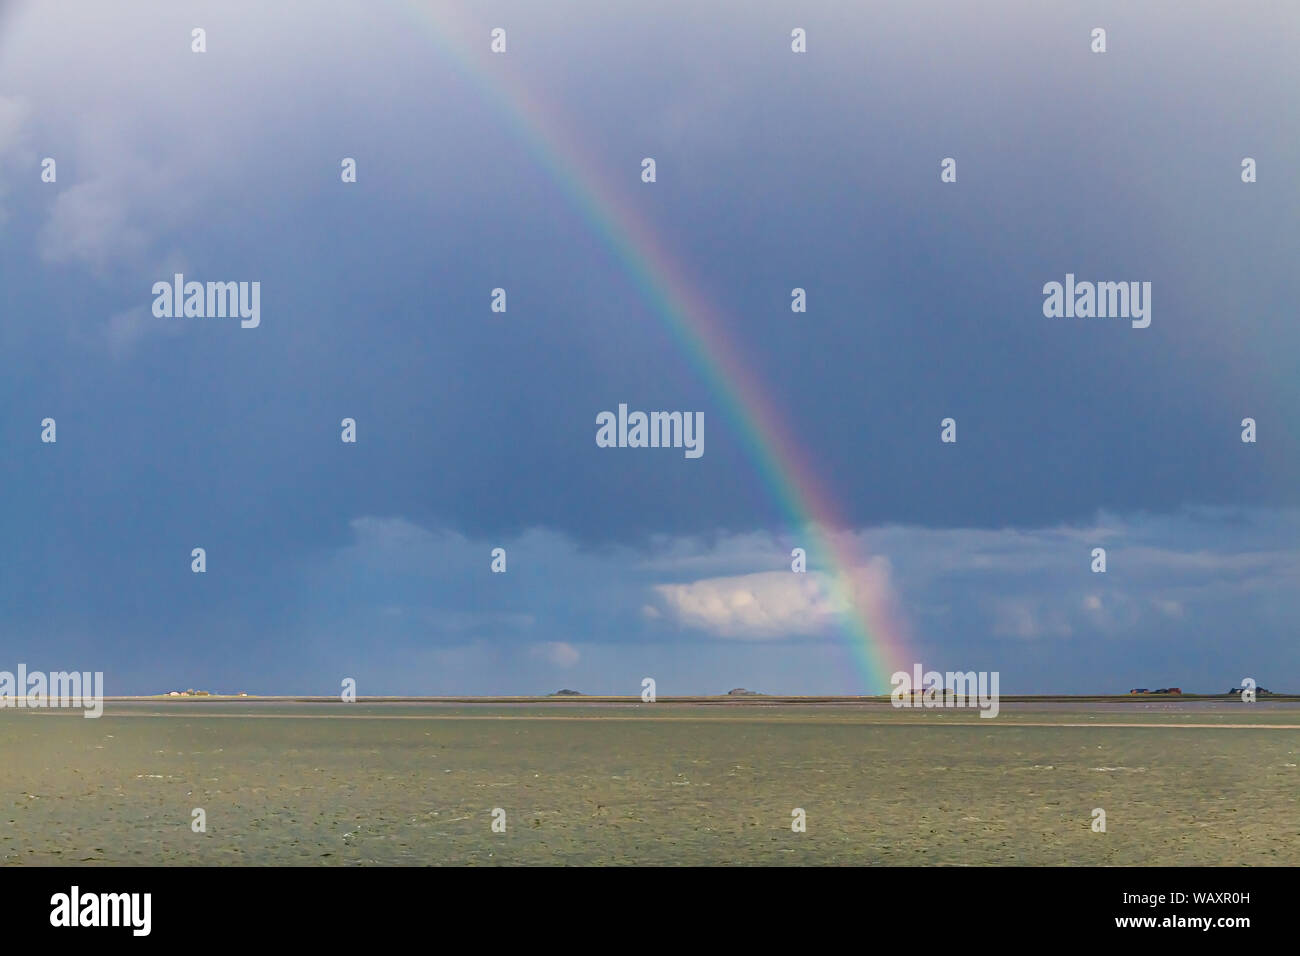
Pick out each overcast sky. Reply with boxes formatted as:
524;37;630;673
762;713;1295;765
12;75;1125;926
1;1;1296;695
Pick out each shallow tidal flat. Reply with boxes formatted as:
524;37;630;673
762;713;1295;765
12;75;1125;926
3;701;1297;865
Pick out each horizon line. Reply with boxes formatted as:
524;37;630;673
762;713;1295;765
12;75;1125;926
91;691;1296;702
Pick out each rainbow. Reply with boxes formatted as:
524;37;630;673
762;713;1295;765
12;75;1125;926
396;2;911;691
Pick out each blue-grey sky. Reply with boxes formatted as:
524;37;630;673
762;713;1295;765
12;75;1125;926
1;1;1297;695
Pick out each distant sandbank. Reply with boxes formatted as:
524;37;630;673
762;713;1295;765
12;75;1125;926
109;693;1297;704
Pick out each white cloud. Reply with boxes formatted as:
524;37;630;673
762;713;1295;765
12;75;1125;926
39;173;155;271
655;571;836;639
0;93;32;223
531;641;580;668
299;510;1300;675
1151;598;1184;618
349;515;448;549
98;305;185;358
0;94;29;153
988;597;1072;640
0;0;411;276
653;559;895;640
